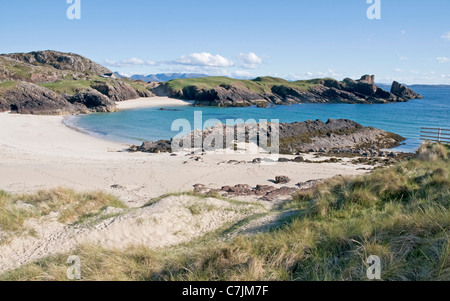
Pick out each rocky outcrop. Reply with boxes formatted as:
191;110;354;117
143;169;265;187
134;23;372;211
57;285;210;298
2;50;111;76
68;90;117;113
0;51;154;114
91;80;152;102
390;81;423;100
128;140;173;153
128;119;405;155
277;119;405;154
152;75;423;107
1;82;78;115
194;183;299;202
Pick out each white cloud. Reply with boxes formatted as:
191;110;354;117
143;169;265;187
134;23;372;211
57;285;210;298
436;57;450;63
171;52;234;67
286;70;341;81
401;30;406;35
237;52;263;69
399;56;408;61
394;68;403;72
441;32;450;41
229;70;254;79
104;57;156;68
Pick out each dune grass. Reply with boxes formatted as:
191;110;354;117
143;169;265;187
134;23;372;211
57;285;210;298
1;143;449;281
0;188;126;239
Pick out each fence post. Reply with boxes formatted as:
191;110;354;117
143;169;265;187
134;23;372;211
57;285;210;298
438;128;442;143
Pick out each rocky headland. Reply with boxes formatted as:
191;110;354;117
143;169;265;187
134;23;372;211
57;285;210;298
0;50;152;114
128;119;406;155
151;75;423;107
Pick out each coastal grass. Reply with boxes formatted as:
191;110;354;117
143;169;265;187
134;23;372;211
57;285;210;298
1;143;449;281
0;188;126;237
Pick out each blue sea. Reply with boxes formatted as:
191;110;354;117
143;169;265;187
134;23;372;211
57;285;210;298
67;86;450;153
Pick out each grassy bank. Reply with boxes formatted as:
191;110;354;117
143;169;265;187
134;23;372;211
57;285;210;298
1;143;449;281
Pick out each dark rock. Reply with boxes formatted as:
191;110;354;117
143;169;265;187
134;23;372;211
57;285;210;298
111;184;126;190
293;156;305;162
69;90;116;112
128;140;172;153
390;81;423;100
274;176;291;184
226;184;253;195
278;158;292;163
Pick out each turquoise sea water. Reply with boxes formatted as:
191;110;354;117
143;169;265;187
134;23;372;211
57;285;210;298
67;86;450;153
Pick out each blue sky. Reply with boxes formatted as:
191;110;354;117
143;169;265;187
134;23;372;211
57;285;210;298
1;0;449;84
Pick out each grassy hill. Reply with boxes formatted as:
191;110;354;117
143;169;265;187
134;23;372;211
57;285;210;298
1;143;448;281
165;76;325;95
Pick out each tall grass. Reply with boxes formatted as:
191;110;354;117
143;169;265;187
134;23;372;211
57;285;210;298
1;144;449;281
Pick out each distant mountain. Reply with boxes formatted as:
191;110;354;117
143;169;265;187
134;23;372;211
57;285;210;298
114;72;211;82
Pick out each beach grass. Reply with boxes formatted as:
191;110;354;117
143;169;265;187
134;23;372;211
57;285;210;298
1;143;448;281
0;188;126;238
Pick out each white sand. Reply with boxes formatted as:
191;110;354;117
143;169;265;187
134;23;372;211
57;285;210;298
0;96;373;273
115;97;193;110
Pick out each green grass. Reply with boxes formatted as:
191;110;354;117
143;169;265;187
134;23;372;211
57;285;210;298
39;79;94;95
0;81;19;93
1;143;449;281
164;76;325;96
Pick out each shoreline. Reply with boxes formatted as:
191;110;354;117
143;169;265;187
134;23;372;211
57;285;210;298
63;96;194;145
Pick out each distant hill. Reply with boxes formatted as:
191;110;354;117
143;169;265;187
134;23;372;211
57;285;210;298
115;73;211;82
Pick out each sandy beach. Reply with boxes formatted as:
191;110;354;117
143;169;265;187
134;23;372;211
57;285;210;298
0;97;374;272
0;97;370;206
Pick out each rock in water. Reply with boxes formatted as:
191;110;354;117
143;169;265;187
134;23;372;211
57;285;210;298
390;81;423;100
